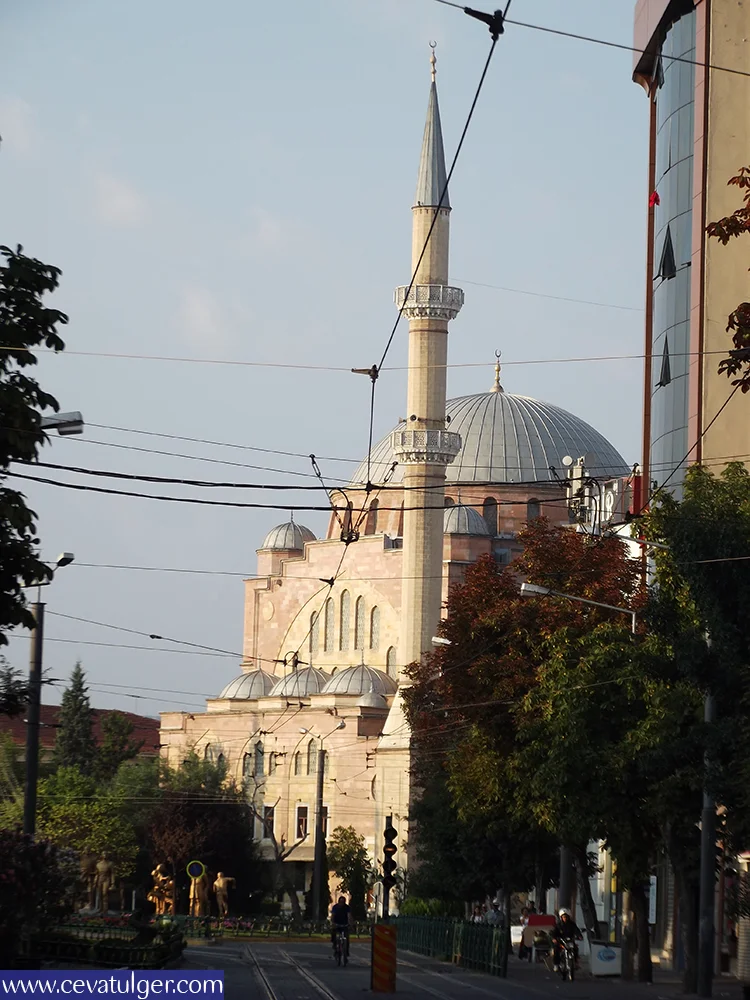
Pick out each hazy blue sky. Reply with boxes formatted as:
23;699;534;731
1;0;649;717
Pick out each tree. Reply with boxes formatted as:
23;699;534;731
0;245;67;643
54;663;96;773
0;658;27;717
705;167;750;390
327;826;373;920
95;711;144;781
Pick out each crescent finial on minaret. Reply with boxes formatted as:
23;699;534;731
492;350;504;393
430;41;437;82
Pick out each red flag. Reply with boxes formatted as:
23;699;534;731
649;191;660;207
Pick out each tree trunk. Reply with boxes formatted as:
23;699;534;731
572;845;600;942
675;865;699;994
631;882;653;983
535;856;547;913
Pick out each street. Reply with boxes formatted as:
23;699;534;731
181;940;746;1000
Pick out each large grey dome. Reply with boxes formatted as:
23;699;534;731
218;669;276;700
444;502;490;536
269;667;330;698
352;391;628;485
261;520;316;551
322;664;398;697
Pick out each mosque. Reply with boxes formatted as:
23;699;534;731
159;52;628;908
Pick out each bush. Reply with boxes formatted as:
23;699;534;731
398;897;464;918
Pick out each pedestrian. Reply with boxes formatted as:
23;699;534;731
486;903;502;927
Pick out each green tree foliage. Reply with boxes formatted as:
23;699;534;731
0;830;78;967
705;167;750;390
54;663;96;774
326;825;372;919
0;658;28;717
95;711;144;781
0;245;67;643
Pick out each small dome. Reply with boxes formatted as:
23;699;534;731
269;667;330;698
357;692;388;709
322;664;398;696
218;669;276;700
261;520;316;551
443;503;490;536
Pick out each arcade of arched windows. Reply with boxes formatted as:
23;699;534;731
298;592;391;665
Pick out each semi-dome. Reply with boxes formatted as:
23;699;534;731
322;664;398;697
218;669;276;700
444;502;490;536
357;691;388;709
261;520;316;551
352;391;628;485
269;667;330;698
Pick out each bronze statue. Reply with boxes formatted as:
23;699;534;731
213;872;235;918
189;872;210;917
94;852;115;915
79;849;98;910
147;864;175;916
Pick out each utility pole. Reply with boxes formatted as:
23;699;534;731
23;601;44;836
698;661;717;998
311;746;326;922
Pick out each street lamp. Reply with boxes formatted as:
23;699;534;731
299;721;346;921
40;411;84;436
23;552;75;836
519;581;637;635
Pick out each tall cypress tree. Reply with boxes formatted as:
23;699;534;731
54;663;96;773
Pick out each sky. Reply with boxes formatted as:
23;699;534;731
0;0;649;718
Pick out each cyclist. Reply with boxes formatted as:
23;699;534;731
551;908;583;971
330;895;351;958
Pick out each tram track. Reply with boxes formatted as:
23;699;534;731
244;944;343;1000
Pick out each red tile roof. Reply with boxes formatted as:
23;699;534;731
0;704;160;754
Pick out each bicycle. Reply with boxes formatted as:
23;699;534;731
558;939;576;982
333;926;348;967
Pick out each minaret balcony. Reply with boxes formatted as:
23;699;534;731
390;428;462;467
394;284;464;321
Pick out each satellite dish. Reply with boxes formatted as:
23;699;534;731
562;456;573;467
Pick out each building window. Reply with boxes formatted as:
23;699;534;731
324;598;334;652
527;499;541;522
204;744;212;761
444;496;455;507
268;751;277;775
354;597;365;650
294;752;302;776
339;591;351;651
307;740;318;775
296;806;308;840
254;741;264;778
386;647;397;678
483;497;498;535
242;753;252;779
342;501;354;537
310;611;320;658
364;499;379;535
656;224;676;280
657;338;671;387
370;607;380;650
263;806;275;839
217;753;225;768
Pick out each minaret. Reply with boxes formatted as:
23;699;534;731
374;48;463;875
393;45;463;676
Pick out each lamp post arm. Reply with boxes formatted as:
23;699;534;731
539;588;637;635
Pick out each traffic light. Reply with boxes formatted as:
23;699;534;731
383;816;397;890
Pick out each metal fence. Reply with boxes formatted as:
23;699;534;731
393;917;509;978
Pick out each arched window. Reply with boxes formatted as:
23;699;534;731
483;497;498;535
242;753;252;778
370;607;380;650
364;499;379;535
268;752;277;775
527;499;541;522
386;647;397;678
444;496;455;507
293;752;302;776
323;598;334;652
254;741;264;778
354;597;365;650
342;501;354;537
307;740;318;775
339;591;351;651
204;744;213;762
310;611;320;659
217;753;225;768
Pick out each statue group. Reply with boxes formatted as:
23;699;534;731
148;864;176;916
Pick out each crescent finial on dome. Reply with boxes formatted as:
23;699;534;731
491;350;504;393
